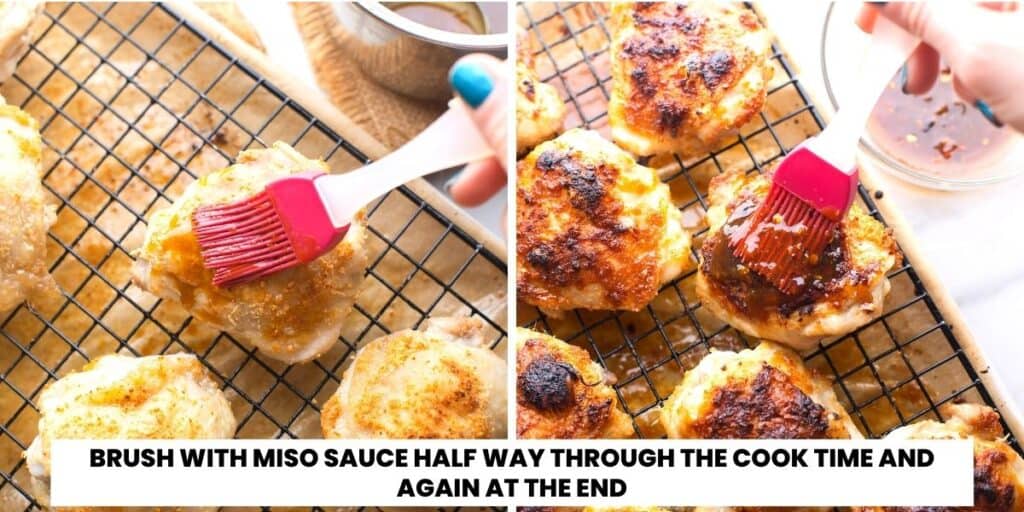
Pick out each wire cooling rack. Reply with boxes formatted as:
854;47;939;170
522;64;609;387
516;1;1020;452
0;3;507;510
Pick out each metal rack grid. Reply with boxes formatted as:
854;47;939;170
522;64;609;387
0;3;507;511
517;1;1019;452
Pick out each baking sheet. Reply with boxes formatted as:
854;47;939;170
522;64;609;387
516;1;1021;445
0;3;507;510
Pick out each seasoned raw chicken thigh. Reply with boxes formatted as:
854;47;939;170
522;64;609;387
853;403;1024;512
132;142;368;363
321;317;507;439
0;1;41;82
25;354;236;507
697;169;899;350
516;328;633;439
0;94;56;313
661;341;861;440
608;1;773;156
516;29;566;154
517;129;691;313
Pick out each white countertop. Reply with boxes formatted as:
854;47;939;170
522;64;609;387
763;3;1024;414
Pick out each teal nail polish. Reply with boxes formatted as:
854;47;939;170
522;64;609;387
899;65;908;94
974;100;1004;128
449;62;493;108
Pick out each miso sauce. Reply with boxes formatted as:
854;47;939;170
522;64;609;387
867;66;1013;176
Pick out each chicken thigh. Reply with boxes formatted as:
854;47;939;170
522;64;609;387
321;317;507;439
660;341;860;439
132;142;368;364
516;29;566;154
0;93;56;313
697;169;900;350
853;403;1024;512
517;129;691;313
25;353;236;508
0;0;41;82
608;1;773;156
517;328;633;439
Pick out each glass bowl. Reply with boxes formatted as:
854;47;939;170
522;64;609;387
822;2;1024;190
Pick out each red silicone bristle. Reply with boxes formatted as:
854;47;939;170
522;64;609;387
729;186;838;295
191;191;300;287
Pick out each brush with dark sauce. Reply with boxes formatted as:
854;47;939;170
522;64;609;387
701;196;850;320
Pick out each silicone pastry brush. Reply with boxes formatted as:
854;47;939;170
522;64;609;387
728;17;917;294
192;100;493;287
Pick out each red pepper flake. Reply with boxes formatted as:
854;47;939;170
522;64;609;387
934;139;961;160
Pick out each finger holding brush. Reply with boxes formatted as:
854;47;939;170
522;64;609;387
447;54;510;207
858;1;1024;132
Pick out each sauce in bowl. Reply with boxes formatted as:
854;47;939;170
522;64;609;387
867;66;1014;176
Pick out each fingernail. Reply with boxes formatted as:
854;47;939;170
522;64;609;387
899;65;909;94
444;170;463;195
974;100;1004;128
449;61;493;108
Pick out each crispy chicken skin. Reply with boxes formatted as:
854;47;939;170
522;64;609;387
516;328;633;439
517;129;691;313
321;317;507;439
517;29;567;154
0;1;41;82
696;169;900;350
661;341;861;440
132;142;368;364
0;94;57;313
607;1;772;156
25;354;236;508
853;403;1024;512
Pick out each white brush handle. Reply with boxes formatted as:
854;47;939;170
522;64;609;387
315;98;495;228
811;16;919;172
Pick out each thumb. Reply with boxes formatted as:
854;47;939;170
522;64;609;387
449;54;509;170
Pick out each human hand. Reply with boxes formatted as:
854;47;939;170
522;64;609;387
858;2;1024;133
446;54;508;207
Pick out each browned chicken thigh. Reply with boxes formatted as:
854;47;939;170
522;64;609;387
661;341;861;440
516;328;633;439
517;129;691;314
853;403;1024;512
697;169;900;350
608;1;773;156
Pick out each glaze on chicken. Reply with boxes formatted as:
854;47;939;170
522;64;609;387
132;142;368;364
696;169;900;350
608;1;773;156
